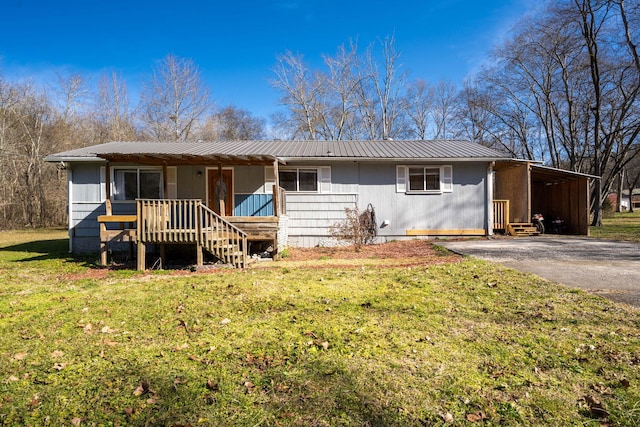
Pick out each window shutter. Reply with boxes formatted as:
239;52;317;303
100;166;106;201
166;166;177;198
264;166;275;193
396;166;407;193
319;166;331;193
442;165;453;193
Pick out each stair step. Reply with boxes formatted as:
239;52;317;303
507;223;540;237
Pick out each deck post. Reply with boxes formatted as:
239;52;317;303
137;241;146;270
136;199;145;270
196;200;203;266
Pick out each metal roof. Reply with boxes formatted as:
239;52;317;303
45;139;512;164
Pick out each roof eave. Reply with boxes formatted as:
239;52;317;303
44;155;105;163
278;156;510;163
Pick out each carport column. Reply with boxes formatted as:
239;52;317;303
487;162;494;236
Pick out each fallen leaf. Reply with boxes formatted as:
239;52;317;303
8;375;19;382
440;412;454;423
244;381;255;393
321;341;329;350
590;383;612;395
27;394;39;407
82;323;93;333
146;397;157;404
101;326;113;334
71;417;83;426
102;339;118;347
124;407;134;416
51;350;64;359
584;395;609;418
13;352;27;361
133;381;150;397
466;412;488;422
206;379;219;391
173;343;189;351
53;363;67;371
220;318;231;325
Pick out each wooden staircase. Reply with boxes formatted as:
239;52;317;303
507;223;540;236
199;204;247;268
136;199;247;270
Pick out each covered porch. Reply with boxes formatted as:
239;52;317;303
97;150;288;270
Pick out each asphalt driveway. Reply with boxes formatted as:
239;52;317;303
439;236;640;308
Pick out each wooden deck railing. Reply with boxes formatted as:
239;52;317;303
493;199;510;231
273;186;287;216
136;199;247;269
199;204;247;268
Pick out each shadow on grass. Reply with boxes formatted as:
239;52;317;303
0;238;99;267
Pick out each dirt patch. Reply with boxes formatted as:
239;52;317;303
62;241;461;280
283;239;461;264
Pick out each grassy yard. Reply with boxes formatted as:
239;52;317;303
1;230;640;426
591;211;640;242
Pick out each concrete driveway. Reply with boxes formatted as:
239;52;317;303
439;236;640;309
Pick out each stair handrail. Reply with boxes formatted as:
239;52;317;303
199;203;247;268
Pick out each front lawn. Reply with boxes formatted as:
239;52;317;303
591;211;640;242
1;230;639;426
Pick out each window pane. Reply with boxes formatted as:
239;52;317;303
298;169;318;192
140;171;162;199
426;168;440;191
114;170;138;200
279;171;297;192
408;167;424;191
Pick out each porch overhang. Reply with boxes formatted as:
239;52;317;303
97;152;283;166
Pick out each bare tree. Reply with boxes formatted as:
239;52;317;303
139;54;212;141
431;81;458;139
271;37;408;140
270;51;324;139
404;79;433;139
94;71;139;142
355;36;408;139
199;105;266;140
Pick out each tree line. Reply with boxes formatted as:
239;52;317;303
1;0;639;228
0;55;266;228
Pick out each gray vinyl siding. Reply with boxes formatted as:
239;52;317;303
176;165;205;199
285;193;358;247
357;162;488;237
234;165;266;194
284;161;489;246
279;162;358;247
68;163;102;253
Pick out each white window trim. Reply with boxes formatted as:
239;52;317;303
278;166;331;194
111;166;165;203
396;165;452;194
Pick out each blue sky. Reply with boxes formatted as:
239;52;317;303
1;0;534;119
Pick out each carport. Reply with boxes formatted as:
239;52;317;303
494;161;595;235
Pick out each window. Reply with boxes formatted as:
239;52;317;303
397;165;452;194
279;168;318;192
113;168;163;200
409;167;441;192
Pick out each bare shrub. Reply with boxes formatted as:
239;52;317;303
329;204;377;252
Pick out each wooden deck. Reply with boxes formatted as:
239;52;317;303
99;199;281;270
